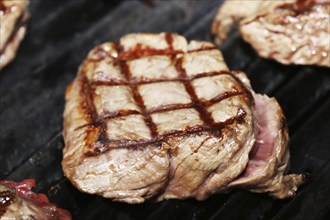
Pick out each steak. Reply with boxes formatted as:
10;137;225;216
0;179;71;220
211;0;294;45
62;32;305;203
212;0;330;67
0;0;29;69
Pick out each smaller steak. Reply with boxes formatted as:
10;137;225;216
0;0;29;69
211;0;294;45
240;0;330;67
0;179;71;220
212;0;330;67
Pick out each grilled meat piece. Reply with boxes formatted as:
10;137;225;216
62;32;305;204
212;0;330;67
0;0;29;69
211;0;294;45
240;0;330;67
0;179;71;220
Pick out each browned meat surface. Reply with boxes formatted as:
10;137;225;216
212;0;330;67
0;179;71;220
62;32;305;204
0;0;29;69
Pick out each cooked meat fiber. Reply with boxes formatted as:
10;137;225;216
240;0;330;67
211;0;295;45
0;179;71;220
62;33;305;203
0;0;29;69
212;0;330;67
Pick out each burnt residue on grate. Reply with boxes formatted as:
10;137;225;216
1;0;330;219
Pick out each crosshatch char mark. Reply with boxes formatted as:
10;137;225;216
77;33;252;156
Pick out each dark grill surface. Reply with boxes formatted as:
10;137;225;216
1;0;330;219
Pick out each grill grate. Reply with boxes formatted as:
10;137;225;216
1;0;330;219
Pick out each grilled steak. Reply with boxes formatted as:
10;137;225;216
240;0;330;67
212;0;330;67
0;0;29;69
62;32;305;203
0;179;71;220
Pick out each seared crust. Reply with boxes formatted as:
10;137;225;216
0;0;29;69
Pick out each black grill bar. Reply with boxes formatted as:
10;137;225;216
1;0;330;219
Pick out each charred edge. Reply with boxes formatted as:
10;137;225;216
165;32;174;51
119;58;159;138
0;190;15;217
81;76;98;123
91;70;233;87
81;75;111;155
118;47;180;61
116;47;219;61
90;127;210;151
277;0;329;14
91;122;109;156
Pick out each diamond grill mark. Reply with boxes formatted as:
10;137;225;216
82;34;248;155
118;60;159;138
174;56;215;131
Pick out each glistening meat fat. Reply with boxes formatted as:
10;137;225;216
62;32;305;204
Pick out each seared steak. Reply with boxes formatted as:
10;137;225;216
0;0;29;69
62;33;305;203
212;0;330;67
0;179;71;220
240;0;330;67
